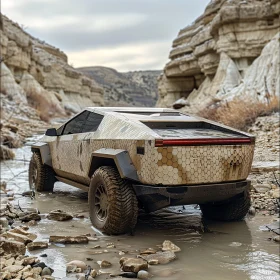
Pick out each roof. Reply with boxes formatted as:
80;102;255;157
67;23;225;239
85;107;198;122
86;107;176;113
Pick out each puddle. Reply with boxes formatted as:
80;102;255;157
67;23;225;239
1;136;280;279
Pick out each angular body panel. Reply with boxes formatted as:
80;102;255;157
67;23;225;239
35;107;255;188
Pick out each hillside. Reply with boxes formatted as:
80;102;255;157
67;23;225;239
157;0;280;113
78;66;161;107
0;14;104;119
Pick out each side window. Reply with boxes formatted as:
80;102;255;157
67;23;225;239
82;112;104;133
62;111;89;135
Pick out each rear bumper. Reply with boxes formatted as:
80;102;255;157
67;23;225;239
133;180;250;212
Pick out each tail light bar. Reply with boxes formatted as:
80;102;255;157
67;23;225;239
155;138;252;147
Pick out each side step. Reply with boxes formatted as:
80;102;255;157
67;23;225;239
55;176;89;192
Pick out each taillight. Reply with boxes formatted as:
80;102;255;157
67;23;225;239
155;138;252;147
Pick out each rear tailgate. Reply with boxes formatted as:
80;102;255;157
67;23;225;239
143;121;255;185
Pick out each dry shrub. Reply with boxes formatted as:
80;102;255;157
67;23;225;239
0;145;15;160
199;96;279;131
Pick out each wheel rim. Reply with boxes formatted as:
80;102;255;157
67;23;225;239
94;183;108;221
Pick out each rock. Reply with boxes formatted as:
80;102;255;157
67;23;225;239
90;269;98;278
248;207;256;215
33;262;47;269
49;235;88;244
22;256;38;266
147;259;158;265
19;212;41;222
137;270;150;279
10;227;37;240
66;260;87;271
270;189;280;199
162;240;181;252
140;251;176;264
98;260;112;268
273;236;280;243
120;258;148;273
66;264;77;273
2;240;26;255
6;231;33;244
47;209;73;221
118;272;138;278
27;241;48;251
42;267;52;276
253;184;272;193
157;0;280;113
3;264;24;273
0;217;9;228
40;254;47;257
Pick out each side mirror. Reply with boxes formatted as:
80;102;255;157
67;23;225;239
45;128;58;136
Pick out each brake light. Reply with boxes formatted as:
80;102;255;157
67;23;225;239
155;138;252;147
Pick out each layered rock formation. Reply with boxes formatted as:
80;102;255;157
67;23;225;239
0;15;104;119
157;0;280;112
78;66;160;107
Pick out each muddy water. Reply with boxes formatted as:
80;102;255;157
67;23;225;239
1;136;280;280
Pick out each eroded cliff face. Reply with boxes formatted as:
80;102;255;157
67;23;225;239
0;15;104;119
157;0;280;112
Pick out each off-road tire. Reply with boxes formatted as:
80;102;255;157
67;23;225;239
89;166;138;235
200;192;251;221
28;152;56;192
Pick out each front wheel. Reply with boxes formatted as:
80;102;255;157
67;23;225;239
28;152;56;192
200;192;251;221
89;166;138;235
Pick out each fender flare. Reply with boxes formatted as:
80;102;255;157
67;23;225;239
88;148;139;182
31;142;52;167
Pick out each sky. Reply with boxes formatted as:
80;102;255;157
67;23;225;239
2;0;209;72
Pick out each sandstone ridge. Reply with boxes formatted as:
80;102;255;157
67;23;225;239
0;14;104;119
157;0;280;112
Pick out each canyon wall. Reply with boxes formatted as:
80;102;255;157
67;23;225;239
157;0;280;112
0;15;104;120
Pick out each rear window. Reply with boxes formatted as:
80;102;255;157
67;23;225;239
143;121;246;139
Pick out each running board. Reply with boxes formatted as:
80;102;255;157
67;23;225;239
55;176;89;192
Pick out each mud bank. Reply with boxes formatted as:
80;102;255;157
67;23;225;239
1;133;280;280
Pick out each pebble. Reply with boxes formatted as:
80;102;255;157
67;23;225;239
137;270;150;279
42;267;52;276
273;236;280;243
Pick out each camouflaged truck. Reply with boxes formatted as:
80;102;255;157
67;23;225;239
29;107;255;234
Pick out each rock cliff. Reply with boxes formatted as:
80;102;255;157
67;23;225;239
157;0;280;112
78;66;160;107
0;14;104;120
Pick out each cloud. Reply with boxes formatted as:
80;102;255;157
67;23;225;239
68;41;170;71
2;0;210;71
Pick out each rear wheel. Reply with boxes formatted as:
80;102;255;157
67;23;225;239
28;152;56;192
89;166;138;235
200;192;251;221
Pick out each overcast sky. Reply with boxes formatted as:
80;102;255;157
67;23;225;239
2;0;209;72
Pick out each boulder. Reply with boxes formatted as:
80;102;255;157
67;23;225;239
162;240;181;253
6;231;33;245
47;209;73;221
2;240;26;255
120;257;148;273
66;260;87;271
27;241;48;251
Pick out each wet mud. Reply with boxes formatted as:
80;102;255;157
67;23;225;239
1;136;279;280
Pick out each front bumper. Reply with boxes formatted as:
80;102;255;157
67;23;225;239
133;180;250;212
